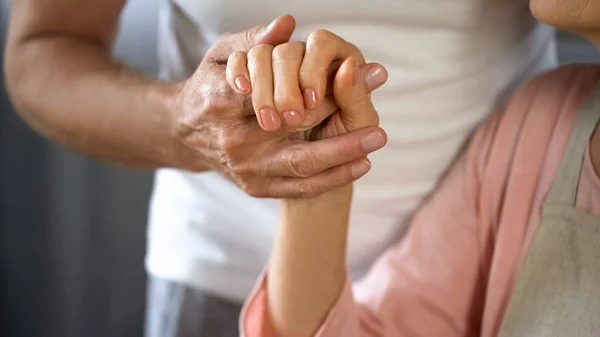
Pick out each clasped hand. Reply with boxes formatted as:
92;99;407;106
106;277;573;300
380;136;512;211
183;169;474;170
174;15;388;198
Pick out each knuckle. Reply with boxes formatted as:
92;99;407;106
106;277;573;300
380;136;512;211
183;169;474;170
234;176;252;194
332;142;354;161
211;79;234;98
272;42;305;62
293;183;317;199
212;33;231;49
202;93;228;117
218;32;233;40
308;29;336;43
307;35;335;55
248;44;274;61
245;185;265;198
198;96;219;118
209;33;234;56
236;177;265;198
346;42;363;59
298;67;319;84
215;129;246;151
274;89;301;111
229;160;249;175
307;30;338;56
216;150;231;167
220;79;236;96
286;147;320;177
229;50;247;62
242;30;253;47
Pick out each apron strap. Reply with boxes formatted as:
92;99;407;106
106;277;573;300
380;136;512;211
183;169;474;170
545;82;600;206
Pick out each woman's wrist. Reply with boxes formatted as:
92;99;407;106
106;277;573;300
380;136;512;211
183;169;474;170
280;184;353;235
272;184;353;336
283;184;353;212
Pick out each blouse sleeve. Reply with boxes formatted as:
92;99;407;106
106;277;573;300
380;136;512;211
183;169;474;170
241;107;502;337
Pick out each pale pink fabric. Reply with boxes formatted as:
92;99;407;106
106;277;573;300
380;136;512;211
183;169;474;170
241;65;600;337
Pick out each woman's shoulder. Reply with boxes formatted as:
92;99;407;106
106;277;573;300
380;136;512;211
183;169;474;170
487;64;600;145
509;64;600;119
466;64;600;225
468;64;599;189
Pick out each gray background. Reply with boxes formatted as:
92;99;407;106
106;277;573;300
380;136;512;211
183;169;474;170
1;1;599;337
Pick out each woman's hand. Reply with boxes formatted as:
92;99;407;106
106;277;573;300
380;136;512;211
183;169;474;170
226;34;387;336
225;35;388;134
225;36;388;186
168;16;391;199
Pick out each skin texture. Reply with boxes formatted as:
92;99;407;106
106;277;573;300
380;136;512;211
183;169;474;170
530;0;600;40
226;43;389;184
4;2;387;198
268;1;600;336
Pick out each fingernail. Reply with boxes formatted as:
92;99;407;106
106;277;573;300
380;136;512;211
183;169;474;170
353;59;361;86
303;88;317;110
352;159;371;178
260;108;281;130
361;131;385;152
282;110;303;127
364;65;388;90
235;75;250;93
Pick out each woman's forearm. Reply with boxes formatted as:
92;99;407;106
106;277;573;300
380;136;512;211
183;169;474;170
268;185;353;337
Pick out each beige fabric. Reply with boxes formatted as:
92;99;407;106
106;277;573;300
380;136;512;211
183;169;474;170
499;83;600;337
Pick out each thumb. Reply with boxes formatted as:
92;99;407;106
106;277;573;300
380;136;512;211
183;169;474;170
301;63;385;131
207;15;296;61
254;14;296;46
333;58;387;131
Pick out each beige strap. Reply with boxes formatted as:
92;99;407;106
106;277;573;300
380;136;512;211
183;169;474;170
545;81;600;206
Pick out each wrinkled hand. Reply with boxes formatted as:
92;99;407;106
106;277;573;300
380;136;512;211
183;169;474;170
226;39;388;178
172;15;387;198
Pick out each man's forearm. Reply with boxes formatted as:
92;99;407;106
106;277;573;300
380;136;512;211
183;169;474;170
5;35;207;170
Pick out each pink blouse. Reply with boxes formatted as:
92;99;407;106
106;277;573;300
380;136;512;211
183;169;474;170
242;64;600;337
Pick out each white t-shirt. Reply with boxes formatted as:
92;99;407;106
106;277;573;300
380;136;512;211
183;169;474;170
147;0;557;302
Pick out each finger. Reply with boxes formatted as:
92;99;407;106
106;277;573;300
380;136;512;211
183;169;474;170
208;15;296;62
361;63;389;93
263;158;372;199
247;44;282;131
299;30;365;110
323;63;388;95
272;41;306;129
301;63;388;130
323;60;343;96
226;51;251;94
264;127;387;177
333;57;383;131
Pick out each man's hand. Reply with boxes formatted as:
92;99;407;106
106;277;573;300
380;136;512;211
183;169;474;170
174;16;388;198
5;1;387;199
